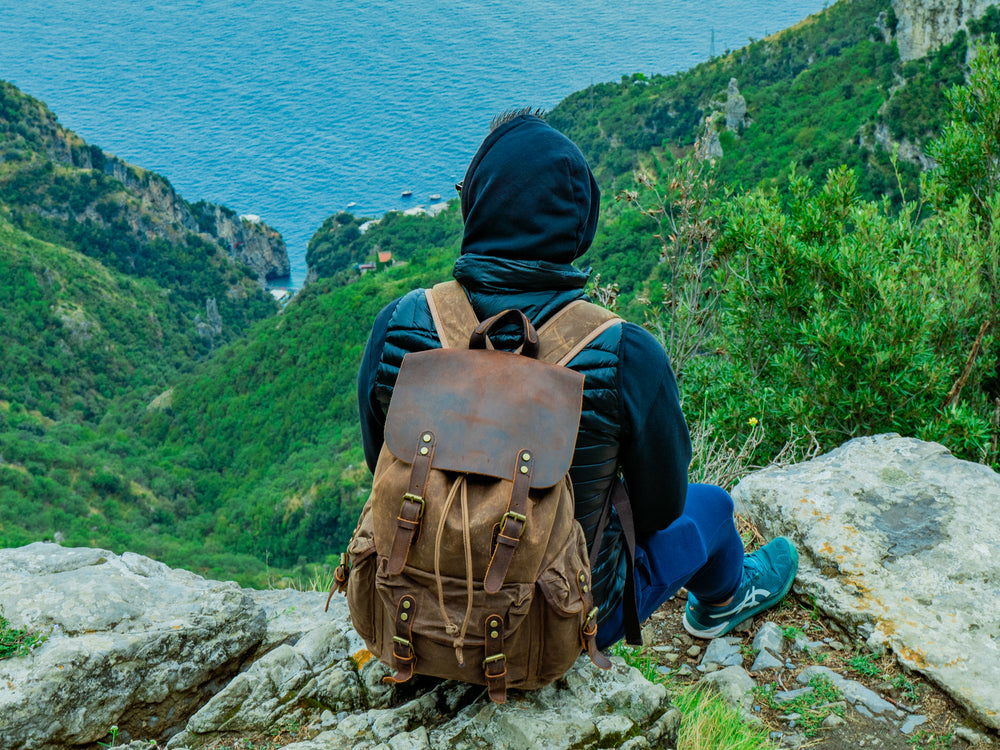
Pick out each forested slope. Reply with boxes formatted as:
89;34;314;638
0;81;283;416
0;81;288;575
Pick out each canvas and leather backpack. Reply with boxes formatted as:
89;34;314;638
331;281;626;703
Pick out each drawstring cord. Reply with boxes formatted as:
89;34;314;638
433;476;475;666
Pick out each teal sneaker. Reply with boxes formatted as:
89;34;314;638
683;536;799;639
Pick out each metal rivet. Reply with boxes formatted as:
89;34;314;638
519;466;528;474
490;619;499;628
403;600;411;609
522;452;531;461
400;613;408;621
491;631;499;639
422;433;432;443
420;447;429;455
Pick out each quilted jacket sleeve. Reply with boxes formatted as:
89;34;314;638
617;322;692;534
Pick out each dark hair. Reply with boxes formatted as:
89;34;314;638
489;106;546;132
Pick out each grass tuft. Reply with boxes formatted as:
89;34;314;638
611;642;776;750
0;608;47;660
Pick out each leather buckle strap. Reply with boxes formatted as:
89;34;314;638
483;613;507;704
581;605;612;670
484;451;533;594
382;595;418;684
325;553;350;612
589;478;642;646
387;432;436;575
576;570;611;670
500;510;526;539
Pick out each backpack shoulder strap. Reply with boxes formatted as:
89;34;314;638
426;281;621;361
536;299;621;365
426;281;481;350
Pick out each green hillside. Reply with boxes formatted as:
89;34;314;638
552;3;1000;302
547;0;977;197
1;206;462;580
0;217;212;418
0;81;281;416
0;81;287;576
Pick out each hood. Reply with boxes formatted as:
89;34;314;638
459;114;600;263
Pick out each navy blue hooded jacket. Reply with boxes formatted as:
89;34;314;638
357;114;691;623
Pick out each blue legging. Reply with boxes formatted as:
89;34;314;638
596;483;745;648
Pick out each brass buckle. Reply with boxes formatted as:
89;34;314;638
501;511;527;539
483;653;506;668
393;636;414;653
400;493;425;519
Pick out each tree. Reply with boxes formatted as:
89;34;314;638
926;40;1000;227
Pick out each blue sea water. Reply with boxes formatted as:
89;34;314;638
1;0;827;286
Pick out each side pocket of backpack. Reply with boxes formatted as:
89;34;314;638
345;502;380;647
531;523;593;686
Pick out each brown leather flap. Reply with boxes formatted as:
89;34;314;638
385;348;584;488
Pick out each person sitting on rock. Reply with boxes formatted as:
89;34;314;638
356;108;799;644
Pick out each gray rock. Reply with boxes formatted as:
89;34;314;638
855;704;876;720
358;657;668;750
900;714;928;734
388;726;431;749
182;650;673;750
724;78;749;131
647;707;682;744
791;633;823;654
249;588;341;654
822;713;847;728
774;687;814;703
0;544;685;750
753;621;785;656
893;0;998;61
182;616;375;736
596;714;634;740
955;726;990;744
797;666;903;718
0;543;265;750
703;131;724;160
733;435;1000;730
750;649;784;673
701;636;743;668
700;666;756;716
618;738;651;750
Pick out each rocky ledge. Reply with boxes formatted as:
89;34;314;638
734;433;1000;733
0;546;674;750
0;434;998;749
